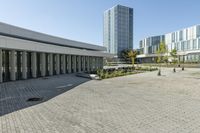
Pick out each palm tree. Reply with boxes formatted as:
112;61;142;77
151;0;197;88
127;50;137;65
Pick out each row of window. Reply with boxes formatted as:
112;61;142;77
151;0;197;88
173;38;200;51
185;54;200;62
171;27;200;43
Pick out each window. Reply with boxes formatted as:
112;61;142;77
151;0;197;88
181;42;184;51
198;39;200;49
177;42;180;51
179;31;183;41
172;33;175;42
193;40;197;50
174;43;177;50
184;41;187;50
187;41;190;50
197;26;200;37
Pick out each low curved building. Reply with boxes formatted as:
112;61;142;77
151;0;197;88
0;22;109;82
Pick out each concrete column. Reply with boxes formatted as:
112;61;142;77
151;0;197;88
94;57;97;70
93;57;96;70
100;58;103;69
95;57;98;70
96;57;99;69
22;51;27;79
10;50;16;81
78;56;81;72
98;58;101;69
56;54;60;75
98;57;101;69
62;55;66;74
91;57;94;71
49;53;53;76
83;56;86;72
0;49;2;83
90;57;92;71
93;57;96;71
68;55;72;73
31;52;37;78
87;56;90;72
73;55;77;73
41;53;46;77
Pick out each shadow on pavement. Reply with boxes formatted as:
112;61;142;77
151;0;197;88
0;74;90;116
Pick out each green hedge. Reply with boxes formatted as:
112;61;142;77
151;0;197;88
97;66;158;79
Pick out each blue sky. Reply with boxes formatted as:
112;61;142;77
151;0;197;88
0;0;200;48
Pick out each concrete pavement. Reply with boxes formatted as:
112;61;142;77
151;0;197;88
1;68;200;132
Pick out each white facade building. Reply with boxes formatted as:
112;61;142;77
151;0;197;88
0;22;110;83
138;25;200;63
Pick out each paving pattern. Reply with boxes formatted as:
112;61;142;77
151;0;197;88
1;68;200;133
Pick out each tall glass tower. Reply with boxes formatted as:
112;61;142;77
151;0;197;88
103;5;133;57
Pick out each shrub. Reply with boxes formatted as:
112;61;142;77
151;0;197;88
96;66;157;79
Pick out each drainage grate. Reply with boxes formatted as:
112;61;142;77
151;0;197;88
26;97;43;102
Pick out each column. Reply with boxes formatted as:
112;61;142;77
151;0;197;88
83;56;86;72
41;53;46;77
95;57;98;70
96;57;99;69
94;57;97;70
32;52;37;78
87;56;90;72
91;57;94;71
100;58;103;69
62;54;66;74
78;56;81;72
56;54;60;75
49;53;53;76
93;57;96;70
98;57;101;69
97;57;100;69
73;55;77;73
68;55;72;73
22;51;27;79
0;49;2;83
92;57;94;71
4;51;9;81
10;50;16;81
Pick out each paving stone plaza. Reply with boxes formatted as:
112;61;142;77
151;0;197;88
1;68;200;133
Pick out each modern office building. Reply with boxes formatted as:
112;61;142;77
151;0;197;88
0;22;110;83
137;24;200;63
139;35;165;62
103;5;133;57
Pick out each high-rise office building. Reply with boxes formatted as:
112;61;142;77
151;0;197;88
103;5;133;57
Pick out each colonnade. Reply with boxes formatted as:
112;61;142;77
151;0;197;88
0;49;103;82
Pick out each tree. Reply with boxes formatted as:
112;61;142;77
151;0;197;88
170;49;177;72
121;50;129;62
127;50;137;65
121;49;137;65
156;42;168;76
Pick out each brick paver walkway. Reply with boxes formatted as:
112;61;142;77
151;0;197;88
1;68;200;133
